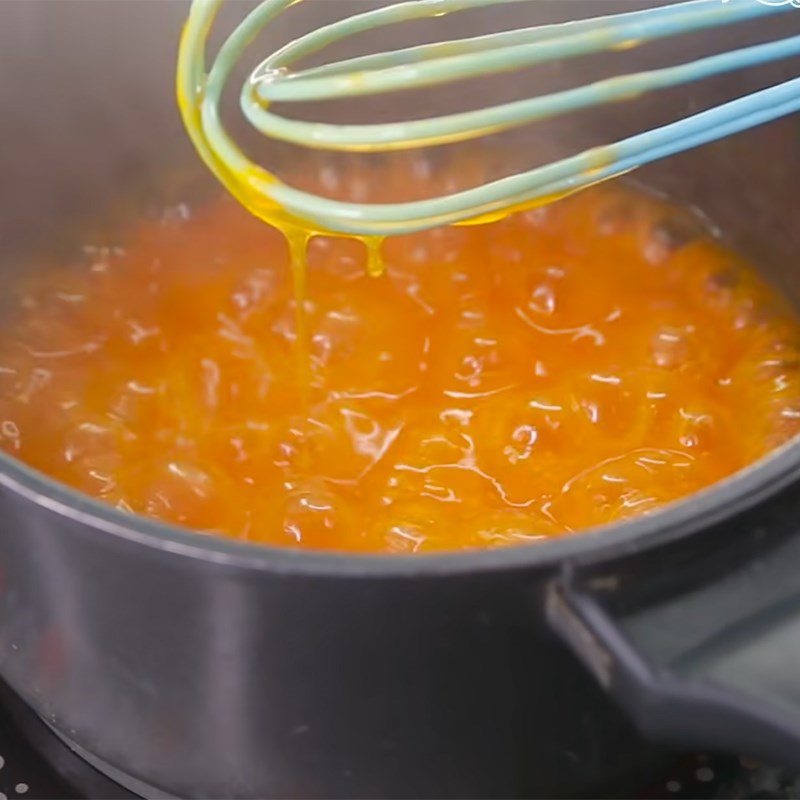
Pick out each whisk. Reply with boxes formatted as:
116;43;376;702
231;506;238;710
177;0;800;236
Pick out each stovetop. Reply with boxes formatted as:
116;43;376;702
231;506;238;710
0;679;795;800
0;681;132;799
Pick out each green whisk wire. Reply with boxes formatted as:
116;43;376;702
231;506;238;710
177;0;800;236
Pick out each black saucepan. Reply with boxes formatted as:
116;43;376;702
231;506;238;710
1;1;800;797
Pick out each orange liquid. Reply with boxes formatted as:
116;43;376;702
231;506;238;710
0;181;797;552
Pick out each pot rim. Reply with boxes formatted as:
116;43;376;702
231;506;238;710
0;435;798;576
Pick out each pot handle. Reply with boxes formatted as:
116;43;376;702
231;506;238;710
546;528;800;770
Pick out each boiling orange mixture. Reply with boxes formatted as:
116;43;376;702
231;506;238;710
0;178;797;552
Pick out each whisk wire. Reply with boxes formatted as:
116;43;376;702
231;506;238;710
244;34;800;151
253;0;790;101
178;0;800;236
261;76;800;232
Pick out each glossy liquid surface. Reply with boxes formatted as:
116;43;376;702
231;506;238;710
0;182;798;552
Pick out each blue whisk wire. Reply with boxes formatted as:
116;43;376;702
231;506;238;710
178;0;800;236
